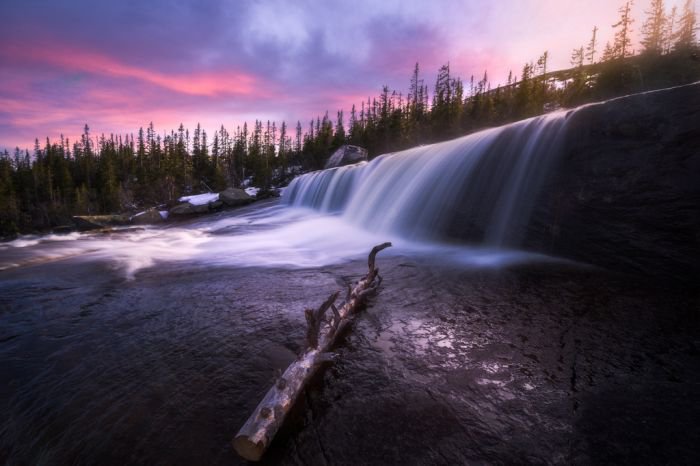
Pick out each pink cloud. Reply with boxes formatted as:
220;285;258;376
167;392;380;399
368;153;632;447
0;42;271;98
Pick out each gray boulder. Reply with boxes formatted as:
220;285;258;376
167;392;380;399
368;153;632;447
220;187;253;207
324;145;368;169
169;203;196;215
170;199;222;216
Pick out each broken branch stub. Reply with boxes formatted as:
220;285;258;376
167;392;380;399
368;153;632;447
304;291;340;349
232;242;392;462
368;242;392;273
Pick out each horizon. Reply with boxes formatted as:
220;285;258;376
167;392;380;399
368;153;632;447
0;0;691;152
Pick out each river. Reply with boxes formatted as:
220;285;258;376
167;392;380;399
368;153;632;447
1;200;698;465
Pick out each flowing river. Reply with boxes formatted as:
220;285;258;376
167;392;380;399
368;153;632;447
1;201;698;465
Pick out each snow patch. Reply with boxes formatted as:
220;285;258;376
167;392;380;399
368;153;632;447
159;211;169;220
244;187;260;197
178;192;219;205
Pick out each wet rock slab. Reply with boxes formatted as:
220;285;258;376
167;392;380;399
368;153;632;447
525;82;700;285
1;255;698;465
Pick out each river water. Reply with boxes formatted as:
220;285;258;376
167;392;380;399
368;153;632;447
1;200;699;465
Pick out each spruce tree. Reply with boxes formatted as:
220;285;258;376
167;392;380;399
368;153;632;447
665;6;678;52
571;46;585;67
675;0;698;49
641;0;667;54
613;1;635;58
586;26;599;63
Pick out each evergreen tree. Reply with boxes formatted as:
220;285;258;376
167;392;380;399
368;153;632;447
515;62;534;116
586;26;599;63
278;121;288;180
665;6;678;52
0;151;19;234
613;1;635;59
642;0;667;54
432;63;453;139
333;110;346;149
294;121;302;156
675;0;698;49
536;51;549;98
602;41;616;61
571;46;585;67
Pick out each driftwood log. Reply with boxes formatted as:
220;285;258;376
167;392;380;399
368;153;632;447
233;242;392;461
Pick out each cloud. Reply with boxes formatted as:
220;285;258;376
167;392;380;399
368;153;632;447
0;0;676;151
0;43;265;98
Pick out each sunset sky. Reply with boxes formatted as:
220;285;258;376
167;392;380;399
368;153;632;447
0;0;689;152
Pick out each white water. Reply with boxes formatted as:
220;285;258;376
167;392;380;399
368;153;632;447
285;110;571;246
0;204;563;280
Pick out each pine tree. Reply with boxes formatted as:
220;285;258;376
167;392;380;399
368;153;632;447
515;62;534;116
0;151;19;234
642;0;667;54
535;52;550;109
586;26;599;63
432;63;452;138
333;110;346;149
295;121;302;156
665;6;678;52
408;62;425;118
613;1;635;58
571;46;585;67
278;121;288;180
602;41;616;61
675;0;698;49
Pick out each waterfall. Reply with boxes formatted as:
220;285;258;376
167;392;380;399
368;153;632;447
283;110;571;247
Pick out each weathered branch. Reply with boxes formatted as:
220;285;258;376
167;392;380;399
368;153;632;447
368;242;392;273
233;242;392;462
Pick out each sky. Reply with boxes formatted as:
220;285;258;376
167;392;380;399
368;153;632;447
0;0;690;152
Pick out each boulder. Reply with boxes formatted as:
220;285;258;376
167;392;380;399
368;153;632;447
324;145;368;169
522;81;700;284
169;200;221;216
220;187;254;207
169;203;194;216
72;214;131;231
131;208;165;225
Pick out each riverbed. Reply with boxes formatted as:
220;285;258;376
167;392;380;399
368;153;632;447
1;201;698;465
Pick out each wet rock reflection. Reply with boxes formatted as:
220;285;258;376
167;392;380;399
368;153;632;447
1;250;698;464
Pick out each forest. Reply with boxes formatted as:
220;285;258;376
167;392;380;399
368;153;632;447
0;0;697;237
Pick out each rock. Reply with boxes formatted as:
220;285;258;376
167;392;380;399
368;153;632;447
169;200;222;216
131;208;165;225
72;215;131;231
220;187;253;207
324;145;368;169
522;82;700;285
255;188;281;200
169;203;196;216
193;202;213;213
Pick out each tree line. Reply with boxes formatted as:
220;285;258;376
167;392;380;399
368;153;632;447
0;0;697;237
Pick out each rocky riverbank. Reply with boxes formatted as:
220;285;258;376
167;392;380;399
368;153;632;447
70;187;262;232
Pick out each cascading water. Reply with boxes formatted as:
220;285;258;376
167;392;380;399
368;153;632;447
284;110;571;247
